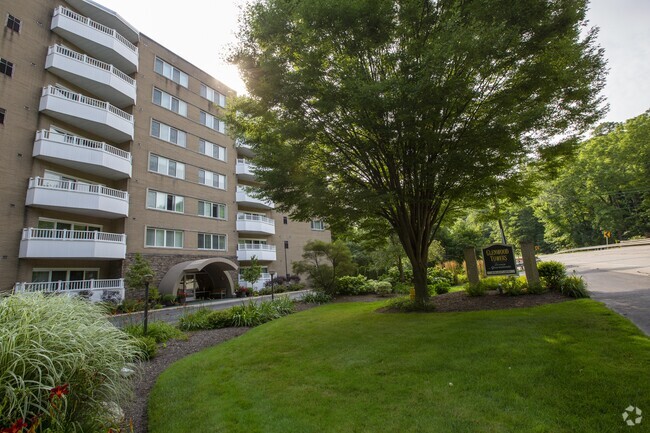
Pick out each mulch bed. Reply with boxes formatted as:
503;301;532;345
121;291;571;432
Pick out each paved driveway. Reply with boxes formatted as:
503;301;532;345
543;245;650;336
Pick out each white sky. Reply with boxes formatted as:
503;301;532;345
98;0;650;123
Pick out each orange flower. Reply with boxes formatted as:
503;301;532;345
1;418;27;433
49;383;70;401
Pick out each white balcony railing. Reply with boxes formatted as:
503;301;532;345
14;279;125;303
29;177;127;199
33;130;131;179
52;6;138;74
27;177;129;218
236;187;274;209
39;86;134;142
238;273;272;291
237;244;277;261
20;228;126;259
50;44;134;85
236;213;275;235
42;86;132;121
45;44;136;107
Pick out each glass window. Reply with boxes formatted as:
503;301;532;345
311;220;325;231
149;154;185;179
0;58;14;77
198;233;226;251
199;139;226;161
0;108;5;125
154;57;189;88
146;227;183;248
7;15;20;32
198;200;226;219
198;170;226;189
147;190;184;213
151;120;186;147
152;88;187;116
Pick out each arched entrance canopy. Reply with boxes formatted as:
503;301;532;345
158;257;238;296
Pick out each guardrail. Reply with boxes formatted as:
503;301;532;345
554;238;650;254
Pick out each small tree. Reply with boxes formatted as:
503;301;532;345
240;256;263;290
293;240;355;293
125;253;154;294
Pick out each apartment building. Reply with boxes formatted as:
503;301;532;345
1;0;330;302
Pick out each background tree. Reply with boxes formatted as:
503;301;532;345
229;0;606;303
293;240;355;293
240;256;263;290
534;111;650;248
125;253;154;296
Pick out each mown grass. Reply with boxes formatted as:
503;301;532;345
149;300;650;433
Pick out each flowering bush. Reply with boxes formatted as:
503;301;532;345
0;293;141;432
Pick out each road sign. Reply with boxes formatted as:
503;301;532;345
604;231;612;238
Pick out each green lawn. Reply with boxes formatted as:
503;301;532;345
149;300;650;433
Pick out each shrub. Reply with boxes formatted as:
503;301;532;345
178;308;213;331
117;298;146;313
372;280;393;296
527;280;547;295
0;294;139;431
427;267;454;285
384;297;435;312
538;261;567;291
336;275;371;295
561;275;590;298
392;282;411;294
465;282;486;297
123;321;187;343
428;278;451;295
161;294;178;306
501;276;528;296
132;335;158;361
302;291;333;304
382;266;413;285
479;276;509;291
287;282;306;291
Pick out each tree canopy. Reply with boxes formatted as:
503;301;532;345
228;0;606;302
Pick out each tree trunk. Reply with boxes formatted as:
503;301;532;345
411;259;429;304
397;256;405;283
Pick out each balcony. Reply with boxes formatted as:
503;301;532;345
51;6;138;74
236;139;255;158
236;213;275;235
19;228;126;260
238;273;272;291
236;159;258;182
39;86;134;142
26;177;129;218
65;0;138;45
237;244;277;262
45;44;136;108
236;187;274;210
33;130;131;179
14;278;125;303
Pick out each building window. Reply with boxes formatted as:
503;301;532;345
151;120;186;147
199;139;226;161
199;111;226;134
37;218;102;233
154;57;188;87
198;233;227;251
283;216;288;225
0;108;5;125
198;169;226;189
6;15;20;32
146;227;183;248
311;220;325;231
148;154;185;179
200;83;226;107
198;200;227;219
32;269;99;283
153;88;187;116
147;190;184;213
0;58;13;77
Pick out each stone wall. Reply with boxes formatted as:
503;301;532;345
121;253;239;299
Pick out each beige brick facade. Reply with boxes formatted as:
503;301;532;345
0;0;330;300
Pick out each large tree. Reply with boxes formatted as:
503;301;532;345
228;0;606;303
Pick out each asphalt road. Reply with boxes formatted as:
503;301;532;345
542;245;650;336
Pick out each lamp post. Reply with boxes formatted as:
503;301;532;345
143;274;154;336
270;271;276;301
